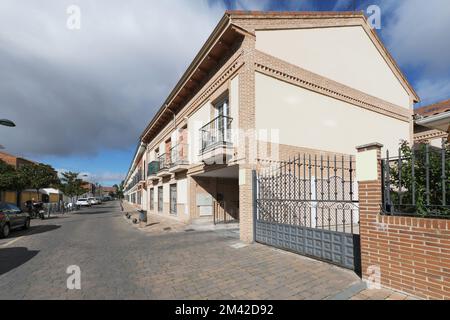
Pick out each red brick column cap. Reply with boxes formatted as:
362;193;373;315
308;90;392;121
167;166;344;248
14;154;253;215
356;142;383;152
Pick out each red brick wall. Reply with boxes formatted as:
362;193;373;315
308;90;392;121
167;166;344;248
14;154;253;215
0;151;18;167
358;144;450;300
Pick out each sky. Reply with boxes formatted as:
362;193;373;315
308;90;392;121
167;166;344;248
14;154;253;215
0;0;449;186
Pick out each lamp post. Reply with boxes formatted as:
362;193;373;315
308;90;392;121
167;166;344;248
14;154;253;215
0;119;15;127
1;119;15;150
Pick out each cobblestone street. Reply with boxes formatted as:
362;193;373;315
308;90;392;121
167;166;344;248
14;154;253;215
0;201;412;300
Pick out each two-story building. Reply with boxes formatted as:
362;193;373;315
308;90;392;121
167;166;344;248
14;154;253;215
0;151;62;206
124;11;419;243
413;98;450;147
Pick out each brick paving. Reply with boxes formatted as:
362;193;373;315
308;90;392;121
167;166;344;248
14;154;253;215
350;288;419;300
122;202;188;234
0;201;413;300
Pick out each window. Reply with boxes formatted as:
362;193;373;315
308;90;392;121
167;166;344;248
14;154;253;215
150;188;154;210
214;96;229;118
214;96;230;143
170;184;177;215
158;186;163;212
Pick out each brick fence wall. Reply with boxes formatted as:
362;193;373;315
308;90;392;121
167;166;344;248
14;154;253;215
357;143;450;300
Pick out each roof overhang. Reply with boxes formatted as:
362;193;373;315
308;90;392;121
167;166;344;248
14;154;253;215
138;10;420;149
415;110;450;132
124;141;147;185
226;10;420;103
140;13;245;144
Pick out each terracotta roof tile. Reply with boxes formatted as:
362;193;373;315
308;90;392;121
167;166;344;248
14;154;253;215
415;98;450;117
226;10;363;17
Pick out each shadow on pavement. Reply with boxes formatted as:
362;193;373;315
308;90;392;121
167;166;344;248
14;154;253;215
96;205;117;209
0;247;39;275
76;210;116;215
6;225;61;239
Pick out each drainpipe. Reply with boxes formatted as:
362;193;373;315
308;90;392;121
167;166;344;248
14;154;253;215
167;104;176;130
167;105;177;162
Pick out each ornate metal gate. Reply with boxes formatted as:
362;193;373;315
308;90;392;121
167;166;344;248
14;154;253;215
254;154;360;271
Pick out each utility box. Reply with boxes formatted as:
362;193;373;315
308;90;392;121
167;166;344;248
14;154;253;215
138;210;147;223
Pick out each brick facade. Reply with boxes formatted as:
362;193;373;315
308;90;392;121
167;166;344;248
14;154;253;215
357;143;450;300
124;11;418;245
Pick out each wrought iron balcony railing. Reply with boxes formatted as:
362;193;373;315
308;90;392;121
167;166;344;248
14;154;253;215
124;169;142;192
170;143;189;166
199;115;233;153
157;153;170;171
148;161;159;176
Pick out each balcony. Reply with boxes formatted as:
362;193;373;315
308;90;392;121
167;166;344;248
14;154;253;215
169;143;189;173
147;161;159;180
199;115;233;164
156;153;171;178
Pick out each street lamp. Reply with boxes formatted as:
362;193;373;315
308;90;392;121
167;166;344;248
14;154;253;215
0;119;16;127
1;119;15;149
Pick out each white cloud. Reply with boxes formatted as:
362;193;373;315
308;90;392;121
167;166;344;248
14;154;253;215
414;79;450;107
57;168;125;185
386;0;450;71
234;0;272;10
0;0;226;157
382;0;450;104
332;0;352;11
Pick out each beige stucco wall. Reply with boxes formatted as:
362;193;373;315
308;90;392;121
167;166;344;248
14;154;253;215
177;178;188;204
255;26;410;108
255;72;410;155
163;183;169;203
430;137;445;148
230;75;240;144
188;101;211;164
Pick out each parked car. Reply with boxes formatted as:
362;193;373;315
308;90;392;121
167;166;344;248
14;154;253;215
95;197;102;204
0;202;30;238
76;198;91;207
102;196;112;201
88;197;99;205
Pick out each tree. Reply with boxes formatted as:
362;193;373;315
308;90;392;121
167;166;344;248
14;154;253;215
115;181;124;199
0;160;17;193
60;171;84;199
18;163;60;201
388;140;450;216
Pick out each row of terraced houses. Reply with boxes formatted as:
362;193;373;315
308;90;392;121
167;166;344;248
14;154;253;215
123;11;423;242
123;11;450;299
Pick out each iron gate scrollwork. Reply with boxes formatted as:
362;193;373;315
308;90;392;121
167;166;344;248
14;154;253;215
254;154;360;271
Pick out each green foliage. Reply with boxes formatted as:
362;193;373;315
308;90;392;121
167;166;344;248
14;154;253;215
0;160;17;191
60;171;85;198
113;181;124;199
388;140;450;216
17;163;60;200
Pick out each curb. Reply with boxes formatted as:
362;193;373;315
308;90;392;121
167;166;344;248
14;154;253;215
326;281;368;300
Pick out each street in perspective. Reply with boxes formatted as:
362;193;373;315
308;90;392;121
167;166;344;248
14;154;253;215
0;0;449;309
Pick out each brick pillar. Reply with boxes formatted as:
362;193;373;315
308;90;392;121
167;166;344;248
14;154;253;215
356;142;383;284
239;165;254;243
238;35;256;244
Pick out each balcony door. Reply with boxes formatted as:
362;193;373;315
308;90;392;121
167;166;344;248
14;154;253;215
165;139;171;166
158;186;163;213
170;184;177;215
214;97;229;143
175;126;188;164
149;188;154;211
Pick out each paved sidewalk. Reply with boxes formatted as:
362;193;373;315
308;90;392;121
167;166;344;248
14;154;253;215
122;202;188;234
350;287;419;300
119;201;419;300
1;201;418;300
